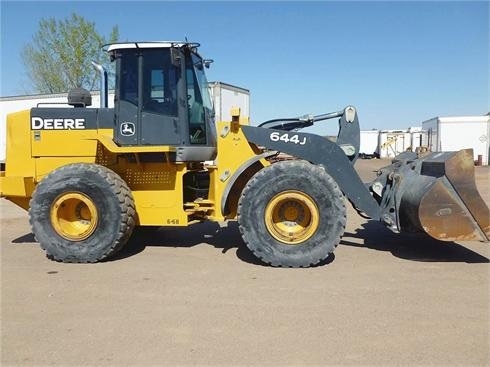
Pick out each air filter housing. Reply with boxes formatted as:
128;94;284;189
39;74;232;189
68;88;92;107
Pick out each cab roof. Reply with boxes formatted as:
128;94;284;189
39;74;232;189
105;41;200;52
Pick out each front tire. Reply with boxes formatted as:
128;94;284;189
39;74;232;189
29;163;136;263
238;160;346;267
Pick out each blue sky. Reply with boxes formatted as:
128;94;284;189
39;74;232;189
1;1;488;135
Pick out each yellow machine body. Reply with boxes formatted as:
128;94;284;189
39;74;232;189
0;108;266;227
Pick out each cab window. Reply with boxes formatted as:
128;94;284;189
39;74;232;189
142;49;178;116
120;52;138;106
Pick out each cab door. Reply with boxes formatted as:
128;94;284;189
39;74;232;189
140;49;182;145
115;51;139;145
114;48;184;146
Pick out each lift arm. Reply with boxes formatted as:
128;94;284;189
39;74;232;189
241;124;382;219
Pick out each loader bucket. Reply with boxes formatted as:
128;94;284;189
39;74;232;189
396;149;489;242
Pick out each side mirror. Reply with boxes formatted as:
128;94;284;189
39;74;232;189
194;61;204;71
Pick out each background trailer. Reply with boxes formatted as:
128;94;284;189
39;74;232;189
208;82;250;123
361;127;423;159
422;115;489;165
378;127;424;159
359;129;380;158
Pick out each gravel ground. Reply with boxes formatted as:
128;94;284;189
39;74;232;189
1;159;488;366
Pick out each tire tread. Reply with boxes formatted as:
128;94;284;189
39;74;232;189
29;163;135;263
237;160;346;267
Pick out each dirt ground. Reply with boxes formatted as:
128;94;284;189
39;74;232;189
1;159;489;366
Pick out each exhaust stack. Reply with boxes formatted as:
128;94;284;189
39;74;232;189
91;61;108;108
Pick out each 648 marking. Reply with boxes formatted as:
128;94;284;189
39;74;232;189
269;132;307;145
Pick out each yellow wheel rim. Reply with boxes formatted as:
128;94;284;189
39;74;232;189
265;190;320;245
50;192;98;241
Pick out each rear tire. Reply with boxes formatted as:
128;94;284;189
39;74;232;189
29;163;135;263
238;160;346;267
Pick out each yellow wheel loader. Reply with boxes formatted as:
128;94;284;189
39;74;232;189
1;41;488;267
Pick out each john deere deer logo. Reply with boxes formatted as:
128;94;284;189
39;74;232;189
121;122;135;136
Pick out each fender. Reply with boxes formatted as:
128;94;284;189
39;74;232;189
221;150;277;216
241;125;382;219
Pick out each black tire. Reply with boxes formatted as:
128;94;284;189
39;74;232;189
29;163;136;263
238;160;346;267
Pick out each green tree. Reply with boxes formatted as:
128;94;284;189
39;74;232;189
22;13;119;94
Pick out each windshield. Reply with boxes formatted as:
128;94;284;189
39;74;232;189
191;53;213;112
186;51;214;144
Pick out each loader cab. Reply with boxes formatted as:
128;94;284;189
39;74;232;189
107;42;216;161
